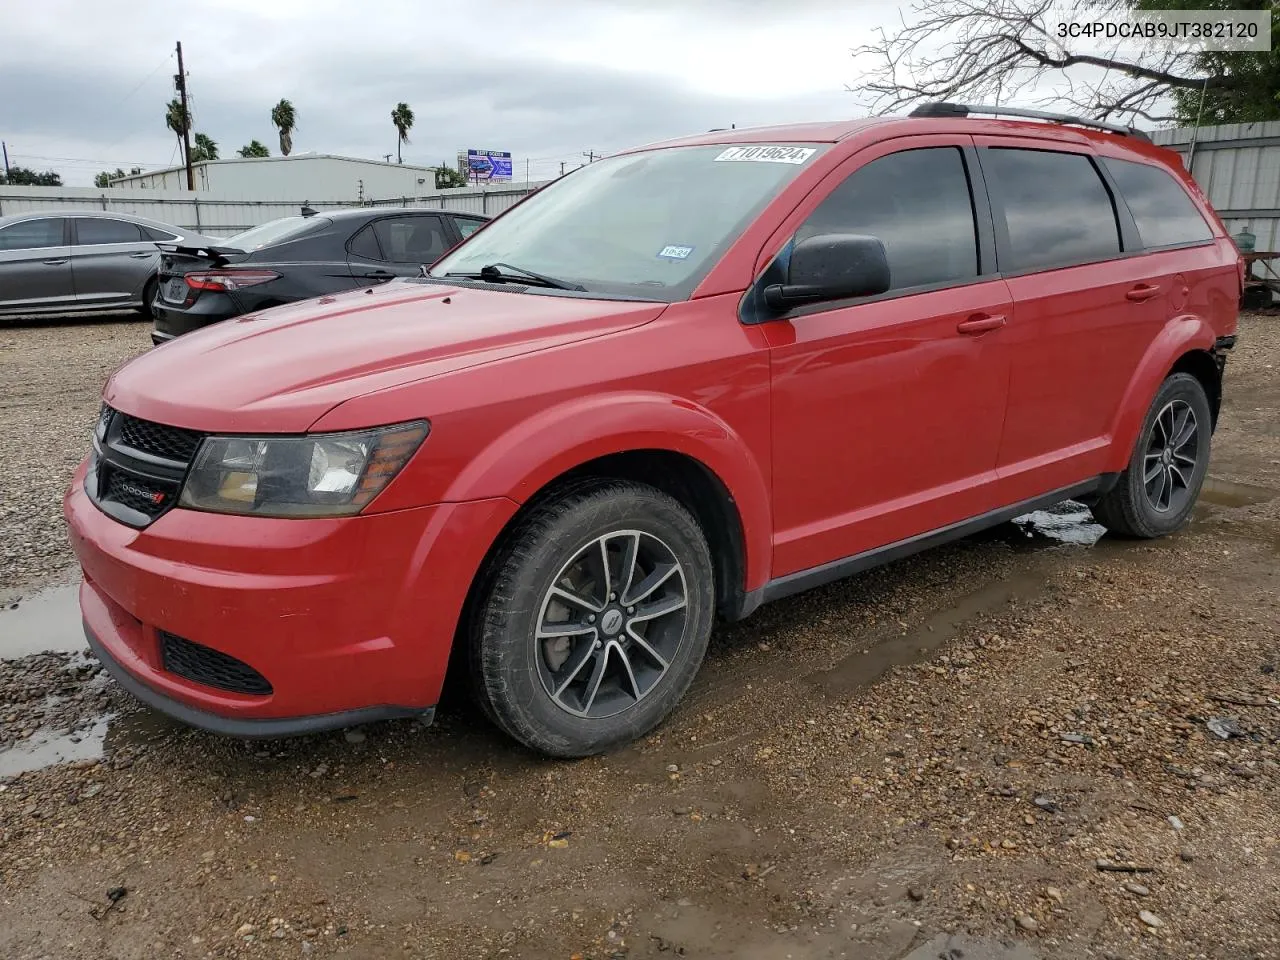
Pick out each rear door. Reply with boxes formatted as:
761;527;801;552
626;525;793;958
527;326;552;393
0;217;74;313
976;138;1163;503
70;217;159;307
347;214;452;282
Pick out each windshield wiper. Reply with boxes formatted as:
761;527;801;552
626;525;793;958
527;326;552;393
445;262;585;291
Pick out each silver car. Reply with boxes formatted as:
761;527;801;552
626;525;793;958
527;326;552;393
0;211;216;318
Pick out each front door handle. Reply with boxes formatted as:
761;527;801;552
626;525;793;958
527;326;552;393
1125;283;1161;302
42;258;69;265
956;314;1006;335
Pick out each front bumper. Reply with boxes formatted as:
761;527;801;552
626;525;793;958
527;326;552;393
65;460;518;732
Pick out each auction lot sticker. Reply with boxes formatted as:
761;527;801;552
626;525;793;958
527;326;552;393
714;146;816;164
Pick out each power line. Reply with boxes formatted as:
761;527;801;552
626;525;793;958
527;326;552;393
10;153;165;166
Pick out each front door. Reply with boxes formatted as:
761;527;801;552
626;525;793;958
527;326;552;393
762;138;1013;577
348;214;453;283
0;217;74;313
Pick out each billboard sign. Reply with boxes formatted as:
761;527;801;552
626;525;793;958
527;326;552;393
465;149;513;182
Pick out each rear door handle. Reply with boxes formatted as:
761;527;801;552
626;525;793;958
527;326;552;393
1126;283;1160;302
956;314;1006;335
361;269;395;281
129;251;153;259
42;258;69;265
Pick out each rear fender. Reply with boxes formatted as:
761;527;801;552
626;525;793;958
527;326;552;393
440;392;773;591
1104;314;1217;474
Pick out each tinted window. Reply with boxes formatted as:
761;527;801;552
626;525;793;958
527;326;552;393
1103;157;1212;248
0;218;64;251
986;149;1120;271
373;216;449;264
75;218;143;244
142;225;179;242
796;147;978;291
348;225;382;260
224;216;330;251
455;217;484;239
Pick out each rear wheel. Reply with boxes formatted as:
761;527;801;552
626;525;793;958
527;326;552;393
137;276;158;320
1092;372;1211;538
469;481;715;758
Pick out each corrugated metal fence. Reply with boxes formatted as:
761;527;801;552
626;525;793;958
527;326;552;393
1154;121;1280;251
0;182;548;236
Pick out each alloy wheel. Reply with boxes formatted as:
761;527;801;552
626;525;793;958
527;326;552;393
1143;399;1199;513
535;529;688;719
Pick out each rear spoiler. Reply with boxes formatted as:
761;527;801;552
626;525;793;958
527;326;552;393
156;242;247;264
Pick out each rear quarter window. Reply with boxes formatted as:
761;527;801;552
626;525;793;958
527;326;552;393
1102;157;1213;249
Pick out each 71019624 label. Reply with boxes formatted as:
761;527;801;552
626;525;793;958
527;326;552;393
714;146;817;164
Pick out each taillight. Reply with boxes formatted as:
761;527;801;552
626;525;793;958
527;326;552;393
184;269;280;292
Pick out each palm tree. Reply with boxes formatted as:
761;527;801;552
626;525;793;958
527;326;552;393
271;99;296;156
164;98;190;153
391;102;414;164
191;133;219;162
237;140;270;158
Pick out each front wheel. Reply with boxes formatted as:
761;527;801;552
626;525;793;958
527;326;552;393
1092;372;1212;538
468;481;715;758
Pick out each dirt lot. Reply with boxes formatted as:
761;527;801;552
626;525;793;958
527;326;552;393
1;314;1278;960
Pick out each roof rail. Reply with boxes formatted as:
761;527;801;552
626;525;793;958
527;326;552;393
908;102;1152;142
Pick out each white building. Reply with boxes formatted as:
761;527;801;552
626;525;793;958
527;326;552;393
109;153;441;202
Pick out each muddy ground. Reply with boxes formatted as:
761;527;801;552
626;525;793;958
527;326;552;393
1;314;1278;960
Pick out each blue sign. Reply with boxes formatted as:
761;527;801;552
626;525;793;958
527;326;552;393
466;149;512;182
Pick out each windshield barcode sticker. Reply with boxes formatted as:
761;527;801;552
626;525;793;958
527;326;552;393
657;244;694;260
714;146;815;164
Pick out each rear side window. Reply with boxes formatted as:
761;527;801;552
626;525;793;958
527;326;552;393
373;216;449;264
142;226;179;242
348;225;382;260
986;149;1120;272
0;218;64;250
75;218;144;244
797;146;978;291
1103;157;1213;249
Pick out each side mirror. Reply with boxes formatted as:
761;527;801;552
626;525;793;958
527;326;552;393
764;233;890;312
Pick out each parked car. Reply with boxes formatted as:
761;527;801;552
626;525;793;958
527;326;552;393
0;211;216;318
150;207;490;344
67;104;1240;758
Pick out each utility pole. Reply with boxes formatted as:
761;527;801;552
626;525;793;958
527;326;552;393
175;41;195;191
383;154;393;163
559;161;566;176
583;150;597;163
1;141;10;179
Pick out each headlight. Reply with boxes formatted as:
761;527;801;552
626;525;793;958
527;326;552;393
178;420;429;517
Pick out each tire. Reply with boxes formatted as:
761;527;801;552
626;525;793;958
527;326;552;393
1092;372;1212;538
137;276;158;320
468;480;715;758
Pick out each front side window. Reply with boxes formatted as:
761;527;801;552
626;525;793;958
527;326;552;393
455;217;485;239
429;143;827;300
986;148;1121;271
75;218;144;244
0;218;64;251
1102;157;1213;249
373;216;449;264
796;146;978;291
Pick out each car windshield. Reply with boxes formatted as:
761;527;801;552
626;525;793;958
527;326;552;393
223;216;330;251
428;143;826;300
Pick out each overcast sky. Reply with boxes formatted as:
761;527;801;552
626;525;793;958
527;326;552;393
3;0;911;187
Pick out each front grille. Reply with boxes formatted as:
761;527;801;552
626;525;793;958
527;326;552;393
115;413;203;462
160;632;273;696
102;469;173;518
88;407;205;528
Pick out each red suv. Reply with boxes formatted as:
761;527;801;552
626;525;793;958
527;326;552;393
65;104;1240;757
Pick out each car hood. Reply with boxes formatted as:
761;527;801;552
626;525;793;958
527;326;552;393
105;281;667;432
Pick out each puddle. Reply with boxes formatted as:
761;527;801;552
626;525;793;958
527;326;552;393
1009;500;1107;546
0;581;86;659
0;707;181;778
809;561;1053;699
1199;476;1278;508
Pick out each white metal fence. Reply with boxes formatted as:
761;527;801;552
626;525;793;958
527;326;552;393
0;182;548;236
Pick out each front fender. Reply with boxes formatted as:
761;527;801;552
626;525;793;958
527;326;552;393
441;391;773;591
1104;314;1217;474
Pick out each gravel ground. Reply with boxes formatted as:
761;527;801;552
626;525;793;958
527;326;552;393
0;313;1278;959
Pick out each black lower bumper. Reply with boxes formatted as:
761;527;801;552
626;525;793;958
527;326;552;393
85;625;434;738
